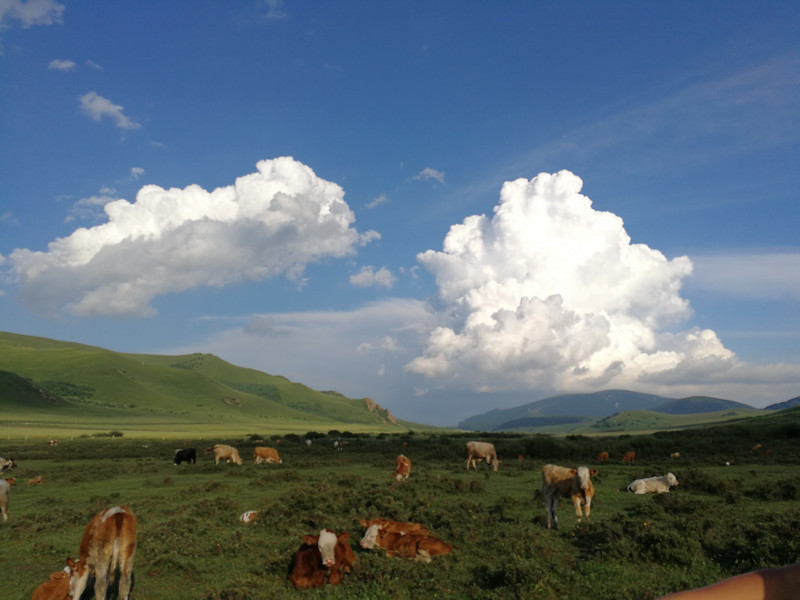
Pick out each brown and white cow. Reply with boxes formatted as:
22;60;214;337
0;456;16;473
622;451;636;463
31;568;70;600
253;446;282;465
0;479;9;522
289;529;356;588
465;441;500;472
67;506;137;600
360;525;452;563
360;518;429;537
541;464;597;530
392;454;411;481
212;444;243;465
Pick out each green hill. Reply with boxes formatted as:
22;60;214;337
0;331;418;438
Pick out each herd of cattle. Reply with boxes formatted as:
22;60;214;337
0;439;685;596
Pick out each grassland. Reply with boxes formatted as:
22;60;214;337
2;410;799;599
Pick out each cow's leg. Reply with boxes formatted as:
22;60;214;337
572;494;583;521
546;494;560;530
93;566;109;600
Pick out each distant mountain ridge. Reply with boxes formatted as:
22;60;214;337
765;396;800;411
459;390;766;432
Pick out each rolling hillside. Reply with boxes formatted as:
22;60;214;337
0;331;418;437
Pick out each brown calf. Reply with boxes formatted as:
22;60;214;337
289;529;355;589
31;570;70;600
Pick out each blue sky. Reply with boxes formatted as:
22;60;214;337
1;1;799;426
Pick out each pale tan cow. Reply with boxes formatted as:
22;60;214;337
253;446;282;464
0;479;9;522
213;444;243;465
27;475;44;485
541;464;597;530
465;441;500;472
393;454;411;481
67;506;137;600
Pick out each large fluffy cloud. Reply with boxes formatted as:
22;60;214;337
407;170;736;392
9;157;377;317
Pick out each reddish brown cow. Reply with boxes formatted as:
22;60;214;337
597;451;609;462
253;446;282;464
393;454;411;481
622;451;636;463
31;569;70;600
67;506;137;600
365;527;453;563
289;529;355;589
27;475;43;485
360;518;429;536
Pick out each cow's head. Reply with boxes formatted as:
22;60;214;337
314;529;339;567
490;458;501;472
575;466;597;490
66;557;87;598
360;524;381;549
667;472;678;487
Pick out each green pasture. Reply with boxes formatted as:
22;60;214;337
2;427;799;600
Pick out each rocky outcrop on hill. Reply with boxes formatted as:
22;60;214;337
363;397;398;424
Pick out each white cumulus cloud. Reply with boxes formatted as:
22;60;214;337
79;91;140;130
407;170;738;393
350;265;395;288
8;157;377;317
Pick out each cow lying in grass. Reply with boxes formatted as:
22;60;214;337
31;568;70;600
360;521;452;563
360;518;429;536
541;464;597;530
628;472;679;494
289;529;355;588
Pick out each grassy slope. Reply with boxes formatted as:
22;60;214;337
0;332;419;438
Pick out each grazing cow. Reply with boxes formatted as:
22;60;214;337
0;479;9;522
66;506;137;600
32;568;70;600
597;451;609;462
48;439;58;446
305;439;312;447
541;464;597;530
173;448;197;465
212;444;243;465
465;441;500;472
239;511;258;525
622;451;636;463
393;454;411;481
628;473;679;494
27;475;44;485
670;452;681;459
253;446;282;465
0;456;16;473
289;529;355;588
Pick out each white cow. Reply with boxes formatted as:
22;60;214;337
541;464;597;530
627;472;679;494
